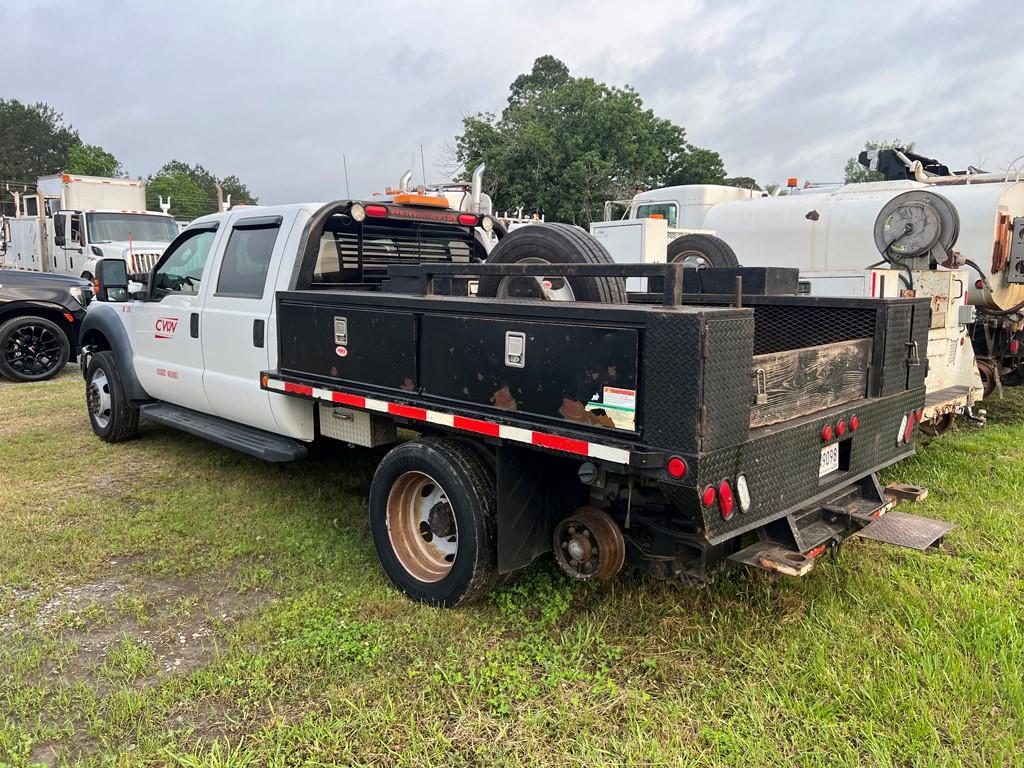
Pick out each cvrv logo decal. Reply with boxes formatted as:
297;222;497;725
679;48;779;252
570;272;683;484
154;317;179;339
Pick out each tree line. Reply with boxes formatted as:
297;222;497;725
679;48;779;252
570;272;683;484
0;99;257;219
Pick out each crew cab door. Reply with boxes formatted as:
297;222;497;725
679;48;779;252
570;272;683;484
132;223;222;412
200;213;294;431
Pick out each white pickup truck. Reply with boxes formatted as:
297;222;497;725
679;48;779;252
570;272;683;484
78;194;942;606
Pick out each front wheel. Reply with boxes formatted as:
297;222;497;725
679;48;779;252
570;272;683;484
0;315;70;382
369;437;498;606
86;351;140;442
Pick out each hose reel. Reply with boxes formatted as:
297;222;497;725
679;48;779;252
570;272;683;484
873;190;960;267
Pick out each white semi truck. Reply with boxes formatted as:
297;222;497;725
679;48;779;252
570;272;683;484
0;173;179;279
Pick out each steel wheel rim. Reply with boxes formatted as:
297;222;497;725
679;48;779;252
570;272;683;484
4;324;62;377
672;250;712;269
495;257;576;301
87;367;113;429
386;471;458;582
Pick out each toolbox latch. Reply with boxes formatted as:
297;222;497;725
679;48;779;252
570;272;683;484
505;331;526;368
754;368;768;405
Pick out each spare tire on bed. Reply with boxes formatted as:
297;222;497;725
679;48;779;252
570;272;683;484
477;223;627;304
666;233;739;268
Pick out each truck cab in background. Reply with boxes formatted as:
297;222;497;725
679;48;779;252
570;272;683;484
1;173;178;279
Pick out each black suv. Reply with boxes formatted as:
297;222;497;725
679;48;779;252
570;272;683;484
0;269;90;382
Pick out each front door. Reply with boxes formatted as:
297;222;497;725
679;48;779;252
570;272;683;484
132;224;222;412
201;213;291;431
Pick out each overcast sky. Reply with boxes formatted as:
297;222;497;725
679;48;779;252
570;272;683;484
4;0;1021;206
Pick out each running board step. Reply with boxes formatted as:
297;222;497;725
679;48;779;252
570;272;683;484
140;403;308;462
856;511;954;550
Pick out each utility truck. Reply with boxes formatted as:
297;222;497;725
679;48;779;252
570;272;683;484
79;190;946;606
0;173;178;279
589;157;1024;433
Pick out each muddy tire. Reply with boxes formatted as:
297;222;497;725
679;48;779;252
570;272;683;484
369;437;499;607
86;350;140;442
667;233;739;268
0;315;70;382
478;223;627;303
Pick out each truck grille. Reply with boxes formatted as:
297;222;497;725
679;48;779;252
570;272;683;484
129;252;162;272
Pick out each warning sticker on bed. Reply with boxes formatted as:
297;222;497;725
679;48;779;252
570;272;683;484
602;387;636;412
586;386;637;431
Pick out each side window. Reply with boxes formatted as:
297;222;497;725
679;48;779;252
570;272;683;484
635;203;678;228
152;228;217;299
215;221;281;299
69;214;83;246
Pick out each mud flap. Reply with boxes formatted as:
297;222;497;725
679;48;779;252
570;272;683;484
855;511;955;550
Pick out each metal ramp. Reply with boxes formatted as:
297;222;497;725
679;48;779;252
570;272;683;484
856;511;955;550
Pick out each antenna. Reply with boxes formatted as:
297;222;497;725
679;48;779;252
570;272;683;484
343;154;351;199
420;145;427;188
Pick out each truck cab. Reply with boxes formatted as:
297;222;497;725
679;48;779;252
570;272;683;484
1;173;178;279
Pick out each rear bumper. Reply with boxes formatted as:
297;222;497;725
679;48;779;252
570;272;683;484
662;388;926;545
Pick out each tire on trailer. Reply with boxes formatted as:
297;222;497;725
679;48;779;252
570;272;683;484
369;437;499;607
477;222;627;303
0;314;71;382
86;350;140;442
666;233;739;268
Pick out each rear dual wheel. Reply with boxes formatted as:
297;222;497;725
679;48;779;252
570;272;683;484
369;438;499;607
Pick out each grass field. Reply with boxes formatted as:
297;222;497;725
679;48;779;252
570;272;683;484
1;369;1022;767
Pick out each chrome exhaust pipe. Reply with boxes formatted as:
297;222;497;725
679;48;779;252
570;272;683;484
470;163;485;213
399;170;413;193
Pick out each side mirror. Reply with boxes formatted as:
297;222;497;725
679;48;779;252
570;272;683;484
94;259;129;302
54;233;66;247
78;229;86;247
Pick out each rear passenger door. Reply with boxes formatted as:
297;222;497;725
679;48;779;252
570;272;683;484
201;213;292;431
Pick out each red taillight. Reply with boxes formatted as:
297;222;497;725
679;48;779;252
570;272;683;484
718;480;735;520
849;414;859;432
365;204;388;218
1011;340;1021;355
702;486;716;507
666;457;687;478
836;418;847;437
457;213;478;226
821;424;834;442
975;279;984;290
916;408;924;422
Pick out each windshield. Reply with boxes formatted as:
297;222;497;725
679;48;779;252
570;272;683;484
86;213;177;244
634;202;678;228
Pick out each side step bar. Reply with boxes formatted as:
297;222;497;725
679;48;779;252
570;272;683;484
139;402;308;462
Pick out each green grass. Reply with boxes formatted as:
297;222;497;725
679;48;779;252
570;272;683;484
1;369;1023;767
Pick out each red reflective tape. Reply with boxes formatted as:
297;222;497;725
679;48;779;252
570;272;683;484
284;382;313;396
389;403;427;421
452;415;500;437
531;432;589;456
332;391;365;408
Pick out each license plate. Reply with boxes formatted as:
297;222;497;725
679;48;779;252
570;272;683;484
819;443;840;477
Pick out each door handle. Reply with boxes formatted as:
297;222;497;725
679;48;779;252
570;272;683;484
253;319;265;348
190;312;199;338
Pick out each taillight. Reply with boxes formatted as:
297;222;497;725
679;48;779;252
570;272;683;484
1011;340;1021;355
457;213;478;226
975;279;984;290
736;475;751;513
718;480;735;520
849;414;859;432
836;418;847;437
702;486;716;507
365;204;388;218
821;424;834;442
666;457;687;478
915;408;924;422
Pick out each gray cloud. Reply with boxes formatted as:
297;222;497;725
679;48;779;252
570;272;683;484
3;0;1021;208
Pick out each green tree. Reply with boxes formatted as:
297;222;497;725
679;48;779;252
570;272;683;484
145;160;258;220
0;99;79;182
844;139;916;183
454;56;725;225
66;143;122;177
723;176;760;191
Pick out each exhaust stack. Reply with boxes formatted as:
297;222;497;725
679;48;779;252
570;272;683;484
399;170;413;193
470;163;485;213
